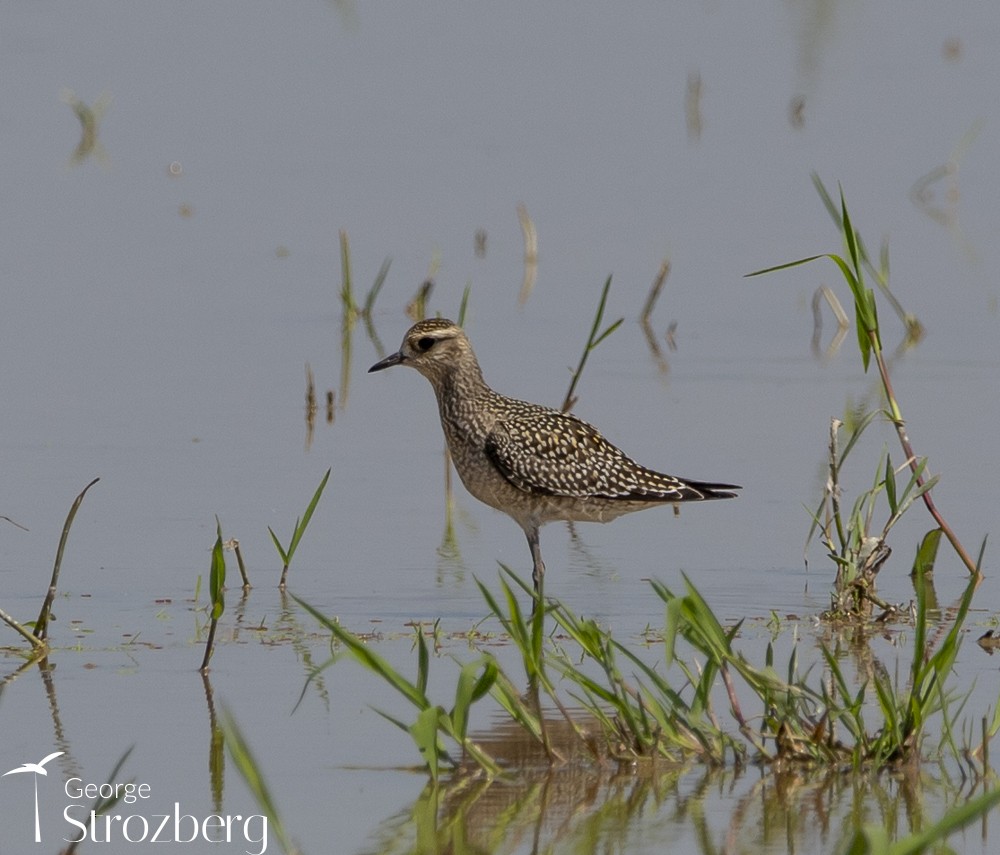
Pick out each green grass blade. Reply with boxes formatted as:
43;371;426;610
451;656;498;740
457;283;471;326
592;316;623;347
489;670;543;742
409;706;445;781
975;534;989;572
267;526;289;565
883;454;897;514
561;274;623;411
293;595;429;709
372;706;412;734
285;468;331;561
340;229;356;315
220;706;299;855
838;409;882;461
839;186;861;275
209;517;226;620
882;786;1000;855
744;255;826;277
415;624;430;698
811;173;839;223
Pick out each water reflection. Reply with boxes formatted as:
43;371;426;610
685;72;703;142
358;722;993;855
517;204;538;307
61;90;111;168
639;259;674;376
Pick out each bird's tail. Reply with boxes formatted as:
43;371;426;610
679;479;741;500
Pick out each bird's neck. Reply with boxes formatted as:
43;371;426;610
433;359;492;437
436;356;487;399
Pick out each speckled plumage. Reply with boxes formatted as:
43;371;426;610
369;318;739;593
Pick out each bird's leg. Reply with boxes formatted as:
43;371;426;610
525;525;545;605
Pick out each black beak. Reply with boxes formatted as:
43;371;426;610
368;351;405;373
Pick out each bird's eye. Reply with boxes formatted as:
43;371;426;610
416;337;436;352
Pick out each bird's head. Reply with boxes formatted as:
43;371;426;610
368;318;480;386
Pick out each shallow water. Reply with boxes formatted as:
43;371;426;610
2;2;1000;853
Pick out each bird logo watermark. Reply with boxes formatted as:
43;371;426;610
3;751;65;843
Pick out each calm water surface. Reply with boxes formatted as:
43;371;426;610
2;2;999;853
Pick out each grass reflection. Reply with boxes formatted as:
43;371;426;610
357;753;998;855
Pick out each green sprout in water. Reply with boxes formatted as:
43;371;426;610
200;516;227;673
271;468;331;590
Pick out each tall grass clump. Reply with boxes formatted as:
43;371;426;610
808;416;941;618
546;570;983;768
297;565;990;775
748;181;984;587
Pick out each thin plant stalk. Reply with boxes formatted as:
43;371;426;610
561;275;623;412
0;605;45;650
868;334;979;576
34;477;100;642
225;538;250;590
457;283;471;327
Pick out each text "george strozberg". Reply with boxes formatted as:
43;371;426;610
63;777;268;855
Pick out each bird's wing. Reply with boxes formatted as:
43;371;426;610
484;410;695;501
